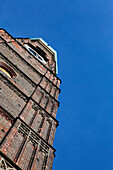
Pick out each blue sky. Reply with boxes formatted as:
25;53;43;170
1;0;113;169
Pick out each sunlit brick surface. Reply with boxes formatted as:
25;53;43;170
0;29;61;170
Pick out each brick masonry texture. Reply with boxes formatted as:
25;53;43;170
0;29;61;170
0;108;13;143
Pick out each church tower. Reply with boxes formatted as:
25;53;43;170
0;29;61;170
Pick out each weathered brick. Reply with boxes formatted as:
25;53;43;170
0;75;27;118
0;29;61;170
0;108;13;143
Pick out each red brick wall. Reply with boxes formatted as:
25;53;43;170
0;29;61;170
0;108;13;143
0;75;27;117
0;54;36;97
0;119;55;170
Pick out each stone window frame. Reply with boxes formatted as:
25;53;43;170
0;62;17;79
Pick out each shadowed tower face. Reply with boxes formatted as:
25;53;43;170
0;29;61;170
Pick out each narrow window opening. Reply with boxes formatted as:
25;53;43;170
29;48;37;56
24;43;48;64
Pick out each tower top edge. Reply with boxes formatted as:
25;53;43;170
0;28;58;74
30;38;58;74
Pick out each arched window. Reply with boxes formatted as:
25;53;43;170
24;44;47;64
0;62;16;79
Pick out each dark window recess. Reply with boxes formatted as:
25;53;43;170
36;46;48;61
37;158;39;162
29;48;37;56
51;103;54;114
42;156;48;170
44;97;49;110
38;117;45;134
39;92;44;104
27;43;48;62
46;123;52;142
1;129;5;133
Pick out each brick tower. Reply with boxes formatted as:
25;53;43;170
0;29;61;170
